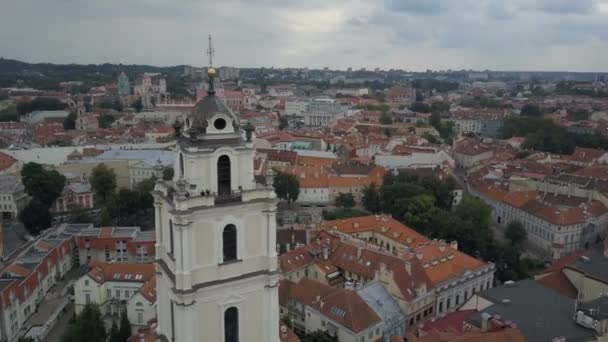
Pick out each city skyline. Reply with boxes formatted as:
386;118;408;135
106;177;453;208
2;0;608;72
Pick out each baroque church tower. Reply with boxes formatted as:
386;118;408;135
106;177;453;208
153;36;280;342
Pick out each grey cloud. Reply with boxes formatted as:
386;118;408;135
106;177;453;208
1;0;608;71
531;0;598;14
384;0;447;15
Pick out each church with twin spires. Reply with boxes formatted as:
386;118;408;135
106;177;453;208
152;37;280;342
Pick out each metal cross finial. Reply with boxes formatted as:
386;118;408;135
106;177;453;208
207;33;215;67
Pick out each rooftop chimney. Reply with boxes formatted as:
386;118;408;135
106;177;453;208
405;261;411;275
480;312;492;332
416;253;423;260
450;240;458;250
357;247;362;260
322;246;329;260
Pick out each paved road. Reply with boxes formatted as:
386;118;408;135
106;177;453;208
45;302;74;342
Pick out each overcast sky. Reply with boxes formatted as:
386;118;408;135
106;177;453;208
2;0;608;71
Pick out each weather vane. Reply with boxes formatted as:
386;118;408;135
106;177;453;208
207;33;215;67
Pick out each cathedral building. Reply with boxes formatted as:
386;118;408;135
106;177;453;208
153;39;280;342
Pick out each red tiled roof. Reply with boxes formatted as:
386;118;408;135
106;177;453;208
422;310;477;333
321;215;429;247
308;287;381;333
0;152;17;172
536;271;577;299
86;262;155;284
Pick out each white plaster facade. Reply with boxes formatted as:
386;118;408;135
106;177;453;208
153;72;280;342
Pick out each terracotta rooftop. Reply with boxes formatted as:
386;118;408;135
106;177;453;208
86;262;155;284
308;287;381;333
320;215;429;247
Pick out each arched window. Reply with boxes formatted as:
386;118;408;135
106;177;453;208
222;224;237;262
224;307;239;342
179;153;185;178
217;155;231;196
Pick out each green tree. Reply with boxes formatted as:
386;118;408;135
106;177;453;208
279;115;288;130
135;177;156;210
430;112;441;129
133;97;143;112
0;104;19;122
431;101;450;114
162;166;174;181
21;162;66;206
362;183;382;214
273;172;300;204
566;108;590;121
19;199;52;235
118;310;132;342
422;132;439;144
64;111;77;130
415;90;424;102
62;304;106;342
66;205;93;224
108;320;121;342
379;113;392;125
322;208;368;220
505;221;527;247
98;114;115;129
89;163;117;203
410;102;431;113
335;192;356;209
520;103;543;117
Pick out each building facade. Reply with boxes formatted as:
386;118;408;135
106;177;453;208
0;175;27;220
153;65;280;342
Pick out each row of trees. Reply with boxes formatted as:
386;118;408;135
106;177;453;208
17;97;66;115
501;116;608;154
361;172;538;281
89;163;156;227
62;304;131;342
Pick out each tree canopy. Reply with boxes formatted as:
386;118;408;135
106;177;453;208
505;221;527;247
410;102;431;113
162;166;174;181
273;172;300;204
363;171;535;282
362;183;382;214
335;192;356;209
379;113;392;125
520;103;543;117
89;163;117;203
21;162;66;206
63;111;77;130
19;200;52;235
62;304;106;342
97;114;115;129
17;97;66;115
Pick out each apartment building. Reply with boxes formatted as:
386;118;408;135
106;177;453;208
74;262;156;330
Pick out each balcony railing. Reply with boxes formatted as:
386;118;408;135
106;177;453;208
214;192;242;205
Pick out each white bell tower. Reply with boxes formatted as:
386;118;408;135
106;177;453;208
153;35;279;342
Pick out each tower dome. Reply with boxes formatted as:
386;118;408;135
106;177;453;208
181;37;240;143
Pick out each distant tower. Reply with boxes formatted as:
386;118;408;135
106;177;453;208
75;100;86;131
118;72;131;96
153;35;280;342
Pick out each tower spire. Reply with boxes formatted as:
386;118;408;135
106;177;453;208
207;33;215;68
206;33;217;95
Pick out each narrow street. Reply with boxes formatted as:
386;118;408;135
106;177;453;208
45;302;74;342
